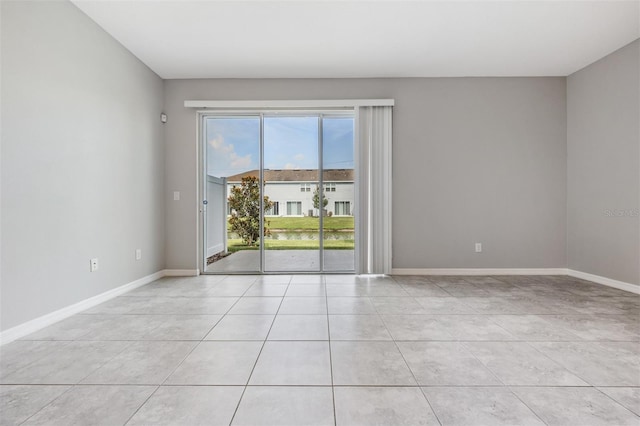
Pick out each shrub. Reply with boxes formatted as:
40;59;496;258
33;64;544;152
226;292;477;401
227;176;273;246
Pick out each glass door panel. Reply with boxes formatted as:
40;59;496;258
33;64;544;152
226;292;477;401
263;116;320;272
204;116;261;273
322;116;355;271
202;112;355;274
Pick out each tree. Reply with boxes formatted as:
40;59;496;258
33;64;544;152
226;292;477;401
313;185;328;212
227;176;273;246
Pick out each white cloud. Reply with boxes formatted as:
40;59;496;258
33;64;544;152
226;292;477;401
283;163;300;170
230;152;252;169
209;135;233;153
208;135;252;174
294;153;305;162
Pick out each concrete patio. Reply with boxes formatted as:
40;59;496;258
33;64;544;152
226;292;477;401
206;250;355;273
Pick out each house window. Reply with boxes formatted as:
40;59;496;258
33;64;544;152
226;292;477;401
335;201;351;216
287;201;302;216
300;183;311;192
324;182;336;192
266;202;279;216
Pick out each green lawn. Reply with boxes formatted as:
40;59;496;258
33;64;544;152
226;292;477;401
227;238;354;253
227;216;354;231
226;217;354;252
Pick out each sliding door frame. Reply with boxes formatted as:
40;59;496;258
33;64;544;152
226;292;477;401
198;108;358;274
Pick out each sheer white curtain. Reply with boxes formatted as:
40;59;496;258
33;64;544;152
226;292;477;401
356;106;393;274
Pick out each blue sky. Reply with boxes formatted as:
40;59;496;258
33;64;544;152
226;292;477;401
206;116;353;177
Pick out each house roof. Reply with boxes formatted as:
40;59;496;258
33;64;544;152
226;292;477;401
226;169;353;183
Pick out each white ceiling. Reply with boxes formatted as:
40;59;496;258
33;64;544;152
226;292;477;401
72;0;640;79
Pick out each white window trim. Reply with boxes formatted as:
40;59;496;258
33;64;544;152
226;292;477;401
335;201;351;216
300;183;312;192
286;201;303;216
195;101;393;275
186;99;394;109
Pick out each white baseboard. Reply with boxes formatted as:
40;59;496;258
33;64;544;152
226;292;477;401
164;269;200;277
3;266;635;346
567;269;640;295
391;268;568;276
0;270;165;346
0;268;204;345
391;267;639;295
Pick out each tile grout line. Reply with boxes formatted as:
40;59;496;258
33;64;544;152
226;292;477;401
228;275;292;426
11;339;137;425
519;340;594;386
11;337;640;345
3;274;638;424
60;340;134;385
591;386;640;419
325;275;338;426
8;383;632;388
122;276;259;426
455;340;509;400
121;385;162;426
16;384;76;426
506;385;551;425
0;340;74;381
373;292;444;426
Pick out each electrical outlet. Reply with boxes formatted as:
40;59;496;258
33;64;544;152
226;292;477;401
475;243;482;253
135;249;142;261
90;258;99;272
173;191;180;201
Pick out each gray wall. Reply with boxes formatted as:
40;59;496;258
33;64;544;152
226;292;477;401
567;40;640;286
164;77;567;270
12;0;632;333
1;1;166;331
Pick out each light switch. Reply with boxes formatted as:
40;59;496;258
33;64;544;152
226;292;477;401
173;191;180;201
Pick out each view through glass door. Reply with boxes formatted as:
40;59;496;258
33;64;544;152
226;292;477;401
203;112;355;273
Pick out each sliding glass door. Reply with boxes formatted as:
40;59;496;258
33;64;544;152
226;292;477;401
203;117;261;273
203;112;354;273
322;116;355;271
263;116;320;272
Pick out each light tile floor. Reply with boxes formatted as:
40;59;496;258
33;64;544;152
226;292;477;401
1;274;639;426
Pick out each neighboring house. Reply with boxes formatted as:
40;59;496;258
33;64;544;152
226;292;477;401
225;169;354;216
